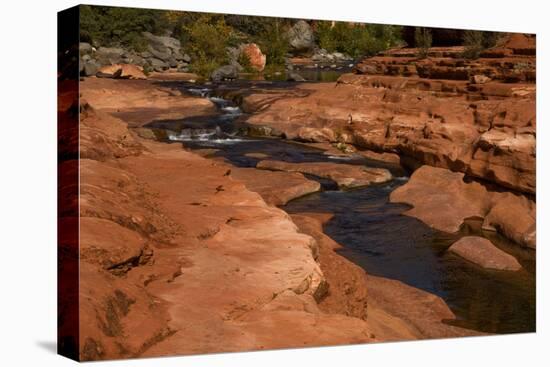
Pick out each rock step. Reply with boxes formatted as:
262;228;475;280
448;236;522;271
256;160;392;189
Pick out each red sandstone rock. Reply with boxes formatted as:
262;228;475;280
483;193;536;249
237;72;535;195
75;91;384;359
389;165;536;248
80;78;216;127
240;43;266;72
448;236;522;271
97;64;147;79
291;214;482;341
256;160;392;189
390;166;490;233
230;167;321;206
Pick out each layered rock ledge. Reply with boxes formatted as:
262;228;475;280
223;35;535;196
256;160;392;189
389;165;535;249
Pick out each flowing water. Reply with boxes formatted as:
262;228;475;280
145;84;536;335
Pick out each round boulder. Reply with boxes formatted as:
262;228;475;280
287;20;315;55
240;43;266;72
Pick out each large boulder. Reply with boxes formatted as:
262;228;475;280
79;42;93;54
141;32;184;64
95;47;125;65
287;20;315;55
148;58;169;72
287;72;306;82
142;31;181;51
82;60;100;76
448;236;522;271
483;193;536;249
240;43;266;72
210;65;239;82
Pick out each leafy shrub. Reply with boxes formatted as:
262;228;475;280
462;30;484;59
462;30;502;59
255;19;289;66
177;15;233;76
414;27;432;59
315;21;402;58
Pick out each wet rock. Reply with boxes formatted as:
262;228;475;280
287;72;306;82
211;64;239;82
448;236;522;271
257;160;392;189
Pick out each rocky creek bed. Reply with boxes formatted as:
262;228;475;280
147;85;535;335
72;69;535;359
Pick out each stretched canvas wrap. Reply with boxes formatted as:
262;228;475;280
58;4;536;362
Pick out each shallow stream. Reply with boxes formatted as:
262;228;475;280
146;84;536;335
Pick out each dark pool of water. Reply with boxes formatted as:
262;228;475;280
282;182;536;334
144;87;536;335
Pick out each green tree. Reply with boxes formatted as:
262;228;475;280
79;5;169;51
177;14;233;76
315;21;402;58
462;30;501;59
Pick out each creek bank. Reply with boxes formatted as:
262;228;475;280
77;78;386;360
216;35;535;198
290;213;482;340
205;36;536;252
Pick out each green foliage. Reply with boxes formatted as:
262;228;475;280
177;15;232;77
315;21;402;58
462;30;484;59
79;5;169;51
255;19;289;66
462;30;501;59
414;27;432;59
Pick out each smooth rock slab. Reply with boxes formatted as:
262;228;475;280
448;236;522;271
231;167;321;206
256;160;392;189
390;165;490;233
